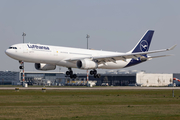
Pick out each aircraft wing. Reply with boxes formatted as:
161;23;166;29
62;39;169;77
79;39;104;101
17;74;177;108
93;45;176;63
66;45;176;64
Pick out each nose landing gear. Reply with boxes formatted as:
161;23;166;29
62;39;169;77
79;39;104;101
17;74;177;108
19;61;24;69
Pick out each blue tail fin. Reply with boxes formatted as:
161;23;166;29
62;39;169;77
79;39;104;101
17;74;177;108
129;30;154;53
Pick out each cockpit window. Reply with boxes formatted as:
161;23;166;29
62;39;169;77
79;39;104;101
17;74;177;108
9;47;17;49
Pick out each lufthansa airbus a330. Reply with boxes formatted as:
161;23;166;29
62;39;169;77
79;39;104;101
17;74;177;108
5;30;176;78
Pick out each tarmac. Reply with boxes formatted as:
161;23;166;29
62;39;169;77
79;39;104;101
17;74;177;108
0;86;180;90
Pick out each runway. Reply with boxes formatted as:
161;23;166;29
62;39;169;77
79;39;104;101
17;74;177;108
0;86;180;90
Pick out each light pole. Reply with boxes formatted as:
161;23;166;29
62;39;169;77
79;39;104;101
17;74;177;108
86;34;90;49
22;32;26;83
22;32;26;43
86;34;90;86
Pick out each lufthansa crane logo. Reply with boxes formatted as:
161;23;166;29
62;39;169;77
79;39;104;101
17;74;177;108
140;40;148;52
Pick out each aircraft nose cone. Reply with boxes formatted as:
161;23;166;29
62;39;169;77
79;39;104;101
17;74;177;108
5;48;18;60
5;49;9;55
5;49;11;56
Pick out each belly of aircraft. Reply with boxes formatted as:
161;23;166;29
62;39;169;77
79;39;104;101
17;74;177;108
98;59;131;69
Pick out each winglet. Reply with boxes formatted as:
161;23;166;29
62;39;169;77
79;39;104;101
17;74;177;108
167;45;177;51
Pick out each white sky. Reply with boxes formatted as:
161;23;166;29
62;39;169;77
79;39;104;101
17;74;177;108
0;0;179;73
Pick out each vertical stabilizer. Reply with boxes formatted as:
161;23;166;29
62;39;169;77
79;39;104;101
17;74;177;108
129;30;154;53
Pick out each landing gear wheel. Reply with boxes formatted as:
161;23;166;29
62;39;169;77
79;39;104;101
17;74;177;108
94;75;97;78
90;71;94;75
93;70;97;75
73;74;77;78
94;74;101;78
66;68;77;79
97;74;101;78
91;69;101;78
90;70;97;75
70;74;77;79
70;75;73;79
69;71;73;75
19;66;24;69
66;71;70;75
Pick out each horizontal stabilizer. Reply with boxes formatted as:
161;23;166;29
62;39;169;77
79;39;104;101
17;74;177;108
167;45;177;51
148;55;173;59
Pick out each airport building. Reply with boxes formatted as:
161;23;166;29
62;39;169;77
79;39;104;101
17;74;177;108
0;71;19;85
17;71;66;86
78;72;173;86
0;70;177;86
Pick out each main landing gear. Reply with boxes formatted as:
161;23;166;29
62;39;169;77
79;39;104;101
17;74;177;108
90;69;101;78
66;68;101;79
66;68;77;79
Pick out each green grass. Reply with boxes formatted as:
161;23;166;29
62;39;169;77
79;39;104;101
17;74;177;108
0;89;180;120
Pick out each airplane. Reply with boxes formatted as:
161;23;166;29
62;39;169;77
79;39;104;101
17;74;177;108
5;30;176;79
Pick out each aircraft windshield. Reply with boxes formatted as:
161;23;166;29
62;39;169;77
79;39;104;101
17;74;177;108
9;47;17;49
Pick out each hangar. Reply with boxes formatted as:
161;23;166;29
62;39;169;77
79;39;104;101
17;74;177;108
0;71;174;87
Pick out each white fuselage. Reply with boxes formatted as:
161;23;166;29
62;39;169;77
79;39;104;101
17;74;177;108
5;30;174;72
5;43;131;69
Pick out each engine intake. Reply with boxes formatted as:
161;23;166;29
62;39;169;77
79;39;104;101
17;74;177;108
77;59;98;69
35;63;56;70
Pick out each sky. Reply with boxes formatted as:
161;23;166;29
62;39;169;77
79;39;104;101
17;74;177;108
0;0;180;74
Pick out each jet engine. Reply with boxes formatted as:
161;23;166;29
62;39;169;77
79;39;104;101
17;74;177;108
77;59;98;69
35;63;56;70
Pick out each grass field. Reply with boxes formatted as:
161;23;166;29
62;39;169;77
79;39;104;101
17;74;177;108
0;89;180;120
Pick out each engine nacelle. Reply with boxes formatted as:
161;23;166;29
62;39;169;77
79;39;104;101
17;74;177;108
35;63;56;71
77;59;98;69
